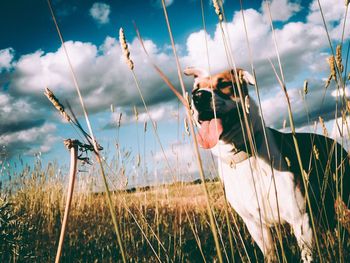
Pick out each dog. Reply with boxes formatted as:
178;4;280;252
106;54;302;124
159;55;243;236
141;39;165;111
184;67;350;262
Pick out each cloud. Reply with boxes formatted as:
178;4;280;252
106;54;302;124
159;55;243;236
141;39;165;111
260;79;346;130
307;0;350;40
153;142;213;178
0;122;58;157
182;0;349;107
151;0;174;8
1;0;350;160
0;92;57;157
105;102;179;129
261;0;301;22
0;48;14;73
6;37;179;114
89;2;111;24
1;36;179;157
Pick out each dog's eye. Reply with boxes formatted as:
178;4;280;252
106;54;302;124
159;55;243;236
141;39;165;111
217;80;232;90
217;78;223;83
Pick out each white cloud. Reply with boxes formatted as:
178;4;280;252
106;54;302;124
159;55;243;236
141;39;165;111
151;0;174;8
153;142;213;177
0;122;58;156
2;0;350;160
89;2;110;24
8;37;178;114
307;0;350;40
0;48;14;72
182;1;349;90
262;0;301;22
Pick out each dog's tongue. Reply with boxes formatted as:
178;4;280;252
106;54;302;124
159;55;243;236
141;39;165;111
197;118;223;149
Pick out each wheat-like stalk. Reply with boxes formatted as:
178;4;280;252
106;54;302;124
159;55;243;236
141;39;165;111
303;80;308;95
118;26;175;181
119;28;134;70
213;0;223;21
44;87;71;122
336;45;344;73
329;55;337;81
319;116;328;137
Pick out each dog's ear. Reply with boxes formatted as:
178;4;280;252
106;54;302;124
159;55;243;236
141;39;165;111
184;67;209;79
242;70;255;86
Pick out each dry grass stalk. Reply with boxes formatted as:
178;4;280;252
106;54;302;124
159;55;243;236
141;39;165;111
213;0;223;21
157;3;224;261
47;2;126;261
346;0;350;7
119;28;134;70
284;156;291;168
44;87;71;122
325;75;332;89
143;121;147;132
244;95;250;114
319;116;328;137
184;118;190;136
117;113;122;128
136;154;141;168
134;106;139;121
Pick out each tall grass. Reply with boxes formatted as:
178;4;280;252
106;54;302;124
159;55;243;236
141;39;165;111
1;0;350;262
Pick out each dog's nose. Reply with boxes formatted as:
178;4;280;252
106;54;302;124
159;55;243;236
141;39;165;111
192;90;212;109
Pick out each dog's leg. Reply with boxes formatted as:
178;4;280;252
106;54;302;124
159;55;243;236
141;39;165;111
289;212;313;263
245;220;277;262
283;189;313;262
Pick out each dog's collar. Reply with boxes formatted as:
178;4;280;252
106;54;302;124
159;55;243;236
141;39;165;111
221;149;250;168
218;129;266;167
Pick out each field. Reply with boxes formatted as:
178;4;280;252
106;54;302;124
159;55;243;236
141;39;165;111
0;162;349;262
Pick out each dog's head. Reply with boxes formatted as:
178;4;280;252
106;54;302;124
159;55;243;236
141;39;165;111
184;67;255;149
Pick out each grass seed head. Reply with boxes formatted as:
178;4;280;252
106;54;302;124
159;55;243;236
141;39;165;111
303;80;308;95
335;197;350;231
313;145;319;160
213;0;223;21
44;87;71;122
136;154;141;167
319;116;328;137
118;112;122;128
119;28;134;70
336;45;344;73
184;118;190;136
328;55;337;81
134;106;139;121
144;121;147;132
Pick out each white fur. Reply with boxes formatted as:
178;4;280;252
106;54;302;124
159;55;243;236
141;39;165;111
213;141;313;262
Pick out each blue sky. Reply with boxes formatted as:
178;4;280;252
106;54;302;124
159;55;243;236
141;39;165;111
0;0;349;186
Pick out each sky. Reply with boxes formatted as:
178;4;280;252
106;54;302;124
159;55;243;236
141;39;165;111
0;0;349;187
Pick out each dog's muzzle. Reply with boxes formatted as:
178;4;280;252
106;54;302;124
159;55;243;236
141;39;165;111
192;89;212;111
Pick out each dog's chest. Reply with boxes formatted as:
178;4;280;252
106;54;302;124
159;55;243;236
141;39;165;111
217;153;297;225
